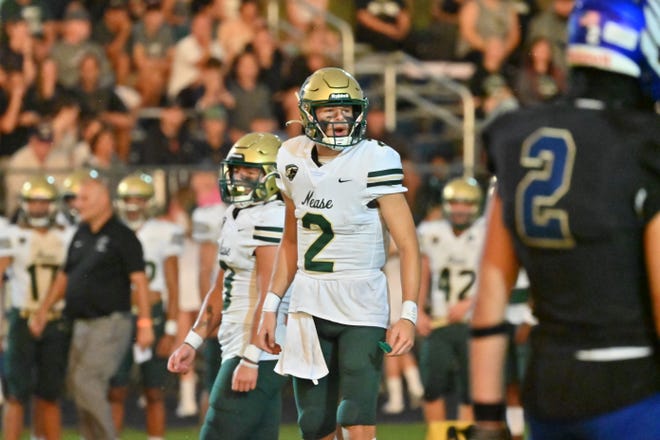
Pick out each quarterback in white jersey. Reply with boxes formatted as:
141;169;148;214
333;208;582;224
0;176;74;440
169;133;290;440
257;67;421;440
416;177;485;430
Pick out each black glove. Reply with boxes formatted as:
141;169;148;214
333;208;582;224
464;424;512;440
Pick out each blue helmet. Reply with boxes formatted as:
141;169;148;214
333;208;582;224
567;0;660;102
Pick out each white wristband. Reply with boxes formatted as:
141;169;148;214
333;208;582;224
239;359;259;369
184;330;204;350
262;291;282;313
242;343;262;364
164;319;178;336
401;300;418;325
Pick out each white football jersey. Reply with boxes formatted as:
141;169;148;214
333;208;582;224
216;201;288;360
276;136;406;326
191;203;227;244
136;218;184;301
0;225;74;310
418;217;486;322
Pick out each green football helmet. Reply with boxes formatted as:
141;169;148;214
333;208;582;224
20;175;58;228
442;177;483;230
298;67;368;150
219;132;281;208
115;173;155;230
59;169;89;224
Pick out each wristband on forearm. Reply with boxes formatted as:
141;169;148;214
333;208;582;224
400;300;418;325
262;291;282;313
183;330;204;350
473;402;507;422
242;343;262;364
164;319;178;336
239;359;259;369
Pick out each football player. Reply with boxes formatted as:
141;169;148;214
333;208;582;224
185;171;228;421
256;67;421;440
168;132;290;440
469;1;660;439
56;169;88;227
108;172;184;440
0;176;75;440
416;177;485;437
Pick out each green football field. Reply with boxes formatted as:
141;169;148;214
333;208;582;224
23;423;428;439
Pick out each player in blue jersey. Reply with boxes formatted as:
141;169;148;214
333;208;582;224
468;1;660;439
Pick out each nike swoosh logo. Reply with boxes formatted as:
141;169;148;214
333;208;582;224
338;178;352;183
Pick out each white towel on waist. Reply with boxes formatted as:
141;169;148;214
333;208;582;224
274;312;328;385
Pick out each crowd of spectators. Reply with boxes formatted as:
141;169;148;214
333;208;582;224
0;0;572;220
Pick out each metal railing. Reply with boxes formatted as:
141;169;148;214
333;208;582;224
354;52;478;178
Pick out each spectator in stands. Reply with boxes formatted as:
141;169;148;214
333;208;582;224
421;0;465;60
216;0;266;64
457;0;520;65
130;104;198;165
50;2;114;90
1;14;37;87
162;0;193;40
22;59;68;121
468;37;519;121
82;125;124;170
0;0;57;49
49;94;83;161
526;0;574;77
92;0;132;86
175;57;235;112
278;24;337;138
72;53;132;131
4;121;69;217
251;27;288;98
71;52;133;161
133;0;176;108
167;11;223;100
514;36;566;107
193;104;232;168
355;0;412;53
285;0;329;39
226;49;277;143
508;0;540;65
0;67;32;159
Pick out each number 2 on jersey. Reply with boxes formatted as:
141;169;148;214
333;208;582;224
302;213;334;272
516;128;576;249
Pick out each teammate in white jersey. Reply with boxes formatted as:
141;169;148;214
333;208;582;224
169;132;290;440
188;184;227;420
416;177;485;436
257;67;421;440
108;172;184;440
0;176;74;440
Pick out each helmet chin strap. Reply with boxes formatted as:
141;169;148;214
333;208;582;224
27;216;51;228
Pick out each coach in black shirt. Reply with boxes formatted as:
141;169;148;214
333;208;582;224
31;171;154;440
